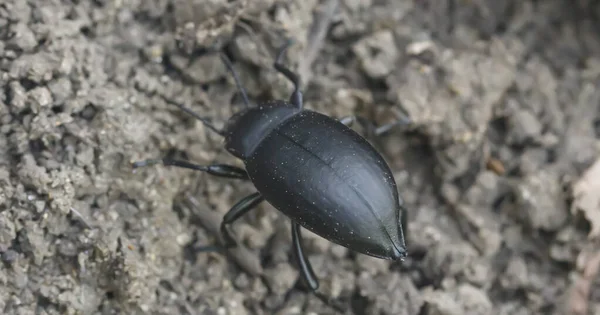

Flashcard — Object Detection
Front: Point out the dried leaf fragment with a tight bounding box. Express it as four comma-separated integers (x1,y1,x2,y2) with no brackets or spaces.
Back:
571,159,600,238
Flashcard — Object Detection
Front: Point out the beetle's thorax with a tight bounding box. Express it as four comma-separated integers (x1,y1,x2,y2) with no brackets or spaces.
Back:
224,100,301,160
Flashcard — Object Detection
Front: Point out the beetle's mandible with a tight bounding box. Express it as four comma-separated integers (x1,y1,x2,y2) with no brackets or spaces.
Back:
133,39,409,302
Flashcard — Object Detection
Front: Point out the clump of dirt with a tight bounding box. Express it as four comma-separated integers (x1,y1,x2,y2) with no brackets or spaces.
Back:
1,0,600,314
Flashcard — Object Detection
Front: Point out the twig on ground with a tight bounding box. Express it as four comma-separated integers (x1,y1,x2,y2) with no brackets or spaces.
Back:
568,249,600,315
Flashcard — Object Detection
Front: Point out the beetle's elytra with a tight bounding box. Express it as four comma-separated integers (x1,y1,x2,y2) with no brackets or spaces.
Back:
133,40,409,306
242,109,406,260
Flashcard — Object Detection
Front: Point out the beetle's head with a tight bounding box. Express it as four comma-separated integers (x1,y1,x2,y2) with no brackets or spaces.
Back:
223,101,300,160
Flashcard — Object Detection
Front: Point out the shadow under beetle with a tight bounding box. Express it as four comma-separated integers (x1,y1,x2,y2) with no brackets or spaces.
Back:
133,40,410,306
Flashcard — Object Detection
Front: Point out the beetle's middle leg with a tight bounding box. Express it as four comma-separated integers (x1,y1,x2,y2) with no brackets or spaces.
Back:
195,192,265,252
219,192,265,248
132,158,249,180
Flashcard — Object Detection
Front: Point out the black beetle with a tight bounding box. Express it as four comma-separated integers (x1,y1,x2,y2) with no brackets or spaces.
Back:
133,40,409,303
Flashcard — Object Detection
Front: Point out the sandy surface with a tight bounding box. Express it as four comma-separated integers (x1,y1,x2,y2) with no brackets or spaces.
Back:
1,0,600,314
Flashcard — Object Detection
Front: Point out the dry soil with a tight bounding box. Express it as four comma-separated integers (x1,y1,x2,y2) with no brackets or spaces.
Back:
1,1,600,315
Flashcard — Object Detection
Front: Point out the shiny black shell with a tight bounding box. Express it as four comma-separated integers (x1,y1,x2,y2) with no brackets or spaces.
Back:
224,102,406,260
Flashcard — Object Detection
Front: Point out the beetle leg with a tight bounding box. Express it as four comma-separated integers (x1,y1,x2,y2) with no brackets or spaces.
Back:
131,159,249,180
291,222,348,313
194,192,264,252
291,221,319,291
219,192,265,248
339,114,411,136
274,39,303,110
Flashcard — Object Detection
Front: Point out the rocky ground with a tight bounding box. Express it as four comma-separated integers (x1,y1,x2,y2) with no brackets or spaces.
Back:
1,0,600,314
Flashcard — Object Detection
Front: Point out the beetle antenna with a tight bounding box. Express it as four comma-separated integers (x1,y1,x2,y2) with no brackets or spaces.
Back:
160,95,225,136
219,53,251,108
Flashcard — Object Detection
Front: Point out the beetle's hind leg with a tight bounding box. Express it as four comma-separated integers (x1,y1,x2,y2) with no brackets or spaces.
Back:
274,39,303,110
290,222,347,313
131,158,249,180
292,222,319,290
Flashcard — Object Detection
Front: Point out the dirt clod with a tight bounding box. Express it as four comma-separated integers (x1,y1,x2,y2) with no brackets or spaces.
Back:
514,170,568,231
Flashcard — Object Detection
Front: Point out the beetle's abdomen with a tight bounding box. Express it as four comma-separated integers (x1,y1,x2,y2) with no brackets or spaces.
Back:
245,111,405,259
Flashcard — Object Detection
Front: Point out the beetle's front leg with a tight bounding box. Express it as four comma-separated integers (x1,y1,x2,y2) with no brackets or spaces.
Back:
274,39,303,109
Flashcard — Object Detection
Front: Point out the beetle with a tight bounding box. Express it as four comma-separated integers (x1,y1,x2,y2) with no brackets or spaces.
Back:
133,39,409,304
